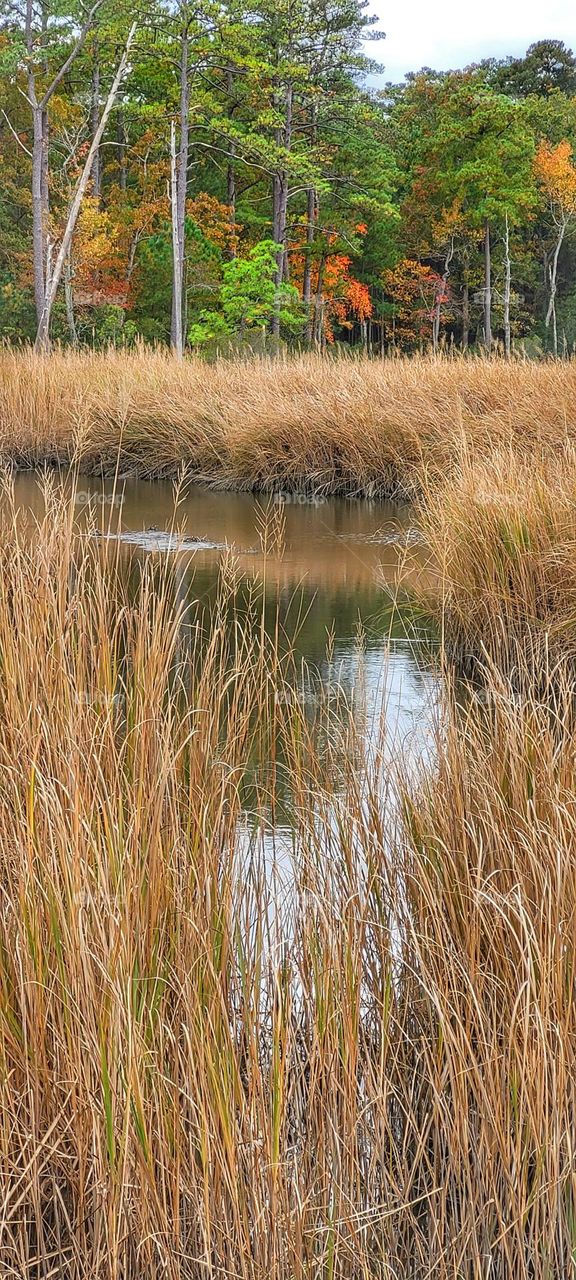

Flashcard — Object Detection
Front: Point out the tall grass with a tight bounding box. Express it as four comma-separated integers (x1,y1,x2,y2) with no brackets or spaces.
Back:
0,482,574,1276
419,449,576,674
1,348,576,494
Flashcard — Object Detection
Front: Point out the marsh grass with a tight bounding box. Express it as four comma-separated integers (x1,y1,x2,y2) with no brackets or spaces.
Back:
419,449,576,676
0,481,574,1276
1,349,576,495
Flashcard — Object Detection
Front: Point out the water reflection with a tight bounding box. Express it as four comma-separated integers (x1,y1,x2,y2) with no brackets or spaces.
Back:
9,473,440,847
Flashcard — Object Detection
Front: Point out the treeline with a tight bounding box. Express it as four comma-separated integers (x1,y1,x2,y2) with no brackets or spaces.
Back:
1,0,576,355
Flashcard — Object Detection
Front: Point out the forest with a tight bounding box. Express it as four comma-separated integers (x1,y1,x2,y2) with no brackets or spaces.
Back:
1,0,576,355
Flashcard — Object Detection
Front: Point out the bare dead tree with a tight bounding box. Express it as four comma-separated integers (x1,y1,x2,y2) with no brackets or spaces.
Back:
484,220,492,351
503,213,512,358
432,237,454,354
170,119,184,357
23,0,106,327
34,23,136,350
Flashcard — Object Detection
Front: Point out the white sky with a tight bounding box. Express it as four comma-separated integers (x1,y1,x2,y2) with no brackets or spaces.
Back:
366,0,576,84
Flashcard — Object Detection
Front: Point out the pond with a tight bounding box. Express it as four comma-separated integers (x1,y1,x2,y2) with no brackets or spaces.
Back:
10,474,440,852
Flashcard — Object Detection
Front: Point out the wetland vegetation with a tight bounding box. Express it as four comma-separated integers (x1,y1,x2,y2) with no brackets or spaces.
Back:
3,0,576,1265
0,368,574,1274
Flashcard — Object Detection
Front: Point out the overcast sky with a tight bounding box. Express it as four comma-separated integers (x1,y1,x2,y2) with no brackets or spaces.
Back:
366,0,576,84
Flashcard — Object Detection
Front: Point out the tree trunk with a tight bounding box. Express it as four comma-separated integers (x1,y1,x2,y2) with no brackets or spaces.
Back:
35,25,136,351
432,238,454,353
31,102,46,324
170,120,183,358
503,214,511,358
462,273,469,351
41,0,48,72
545,220,566,357
227,142,236,255
171,24,189,353
226,68,236,258
431,290,439,354
26,0,106,331
64,249,78,346
90,34,101,198
302,103,318,347
313,252,326,349
303,188,316,345
278,86,292,280
117,110,127,191
432,238,455,350
272,81,292,338
41,107,49,265
483,220,492,352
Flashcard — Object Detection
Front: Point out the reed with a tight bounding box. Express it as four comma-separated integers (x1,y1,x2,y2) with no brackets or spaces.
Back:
1,348,575,495
419,449,576,674
398,659,576,1278
0,482,574,1276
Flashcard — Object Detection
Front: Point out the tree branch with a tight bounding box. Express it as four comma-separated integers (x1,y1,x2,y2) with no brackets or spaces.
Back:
39,0,107,109
1,110,33,157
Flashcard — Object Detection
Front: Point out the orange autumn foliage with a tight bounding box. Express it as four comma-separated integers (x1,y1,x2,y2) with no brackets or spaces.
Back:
383,258,448,344
535,140,576,218
292,249,372,341
73,198,129,307
187,194,239,255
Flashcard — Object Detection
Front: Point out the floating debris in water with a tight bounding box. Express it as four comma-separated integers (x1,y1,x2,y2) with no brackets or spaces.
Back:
92,528,228,553
337,527,425,547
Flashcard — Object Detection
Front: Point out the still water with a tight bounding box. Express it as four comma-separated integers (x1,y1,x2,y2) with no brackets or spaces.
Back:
10,474,440,847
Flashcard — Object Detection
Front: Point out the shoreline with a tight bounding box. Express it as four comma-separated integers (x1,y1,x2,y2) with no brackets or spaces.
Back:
1,350,575,498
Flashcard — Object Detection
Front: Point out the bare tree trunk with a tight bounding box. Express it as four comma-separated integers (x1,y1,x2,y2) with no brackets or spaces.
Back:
313,252,326,349
29,97,51,322
226,68,236,258
170,120,183,357
503,214,511,358
90,33,101,198
227,142,236,254
303,187,316,345
26,0,105,330
278,85,292,281
171,24,189,352
462,272,469,351
34,25,136,351
546,220,566,357
484,220,492,352
432,238,454,353
39,6,49,286
117,110,127,190
272,173,280,245
302,103,317,347
41,0,48,72
272,81,292,338
41,108,49,258
31,102,46,322
64,249,78,345
431,290,438,354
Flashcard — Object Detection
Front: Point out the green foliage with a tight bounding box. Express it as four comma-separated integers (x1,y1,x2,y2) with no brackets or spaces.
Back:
1,0,576,354
0,282,36,342
189,241,303,343
489,40,576,99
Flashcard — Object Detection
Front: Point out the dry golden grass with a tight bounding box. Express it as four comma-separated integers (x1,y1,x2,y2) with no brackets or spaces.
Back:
1,348,576,494
0,481,574,1276
419,449,576,673
400,661,576,1277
